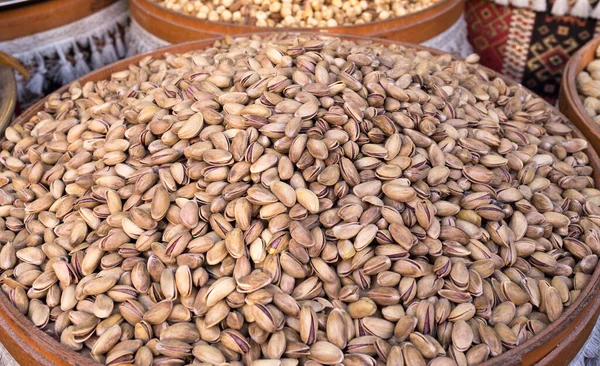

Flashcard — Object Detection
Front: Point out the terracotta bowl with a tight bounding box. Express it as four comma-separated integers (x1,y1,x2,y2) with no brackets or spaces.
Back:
130,0,464,44
0,0,119,41
559,36,600,158
3,34,600,366
0,64,17,134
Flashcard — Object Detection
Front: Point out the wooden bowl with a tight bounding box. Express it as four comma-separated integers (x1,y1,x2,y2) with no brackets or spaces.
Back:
560,36,600,158
0,0,119,41
0,65,17,135
2,34,600,366
130,0,464,44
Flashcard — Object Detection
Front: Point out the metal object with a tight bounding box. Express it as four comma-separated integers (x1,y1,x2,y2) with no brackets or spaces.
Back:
0,65,17,136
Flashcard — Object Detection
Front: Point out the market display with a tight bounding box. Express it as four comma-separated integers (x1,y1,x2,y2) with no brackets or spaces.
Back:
0,33,598,365
150,0,443,27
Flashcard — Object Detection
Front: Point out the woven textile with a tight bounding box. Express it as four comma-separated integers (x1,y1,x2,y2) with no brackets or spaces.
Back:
0,343,17,366
465,0,513,71
0,0,130,109
572,315,600,365
467,0,600,102
522,12,596,97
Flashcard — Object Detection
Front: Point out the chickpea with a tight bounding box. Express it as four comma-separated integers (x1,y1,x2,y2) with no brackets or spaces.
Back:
208,10,219,21
269,2,281,12
281,7,292,17
222,9,233,20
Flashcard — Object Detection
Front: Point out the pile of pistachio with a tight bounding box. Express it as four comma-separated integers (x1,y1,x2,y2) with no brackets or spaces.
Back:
0,34,598,366
151,0,442,27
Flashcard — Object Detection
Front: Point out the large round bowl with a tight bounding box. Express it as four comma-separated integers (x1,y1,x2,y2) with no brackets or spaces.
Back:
559,36,600,157
130,0,464,44
2,33,600,366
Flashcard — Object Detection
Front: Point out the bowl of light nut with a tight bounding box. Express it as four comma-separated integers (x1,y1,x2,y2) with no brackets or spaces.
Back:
1,33,600,366
129,0,464,45
560,36,600,157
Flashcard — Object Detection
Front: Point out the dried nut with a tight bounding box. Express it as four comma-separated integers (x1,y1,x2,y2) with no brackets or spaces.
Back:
192,344,225,364
347,298,377,318
91,325,122,355
452,320,473,352
221,329,251,353
308,341,344,364
0,34,596,366
299,305,318,345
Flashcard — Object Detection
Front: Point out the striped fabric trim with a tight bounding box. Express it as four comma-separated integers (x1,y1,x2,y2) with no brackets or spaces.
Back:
502,8,536,82
494,0,600,19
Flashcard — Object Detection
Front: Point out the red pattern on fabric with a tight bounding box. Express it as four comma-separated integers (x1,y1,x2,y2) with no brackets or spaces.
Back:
466,0,513,73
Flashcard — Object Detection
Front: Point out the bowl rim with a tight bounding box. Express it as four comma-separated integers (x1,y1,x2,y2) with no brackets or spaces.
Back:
560,36,600,146
4,32,600,366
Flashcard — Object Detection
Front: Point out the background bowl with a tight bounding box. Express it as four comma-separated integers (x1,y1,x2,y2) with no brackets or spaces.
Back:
2,33,600,366
559,36,600,157
129,0,464,44
0,0,119,41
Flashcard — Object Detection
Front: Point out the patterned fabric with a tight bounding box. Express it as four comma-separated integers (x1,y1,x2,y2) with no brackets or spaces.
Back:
503,8,535,82
0,1,130,110
572,314,600,365
465,0,512,72
466,0,600,102
523,12,597,98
